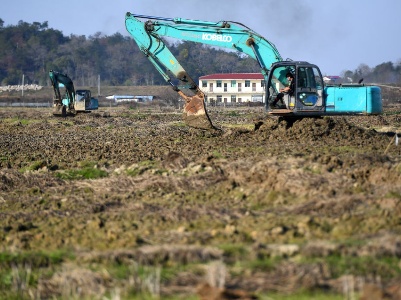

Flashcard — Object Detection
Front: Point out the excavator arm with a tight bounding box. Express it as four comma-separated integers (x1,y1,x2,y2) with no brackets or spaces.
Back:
125,12,283,129
49,70,76,116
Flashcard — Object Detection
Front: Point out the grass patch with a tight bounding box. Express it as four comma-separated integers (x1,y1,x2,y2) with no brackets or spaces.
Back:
55,162,108,180
126,160,162,177
96,261,203,299
0,250,72,300
219,244,249,263
303,165,321,174
2,118,34,125
384,190,401,199
261,290,344,300
169,121,187,127
83,125,94,131
384,110,401,116
19,160,46,172
105,261,200,282
128,113,149,120
211,150,224,159
227,111,240,117
247,256,283,271
223,123,254,130
302,255,401,279
0,250,69,269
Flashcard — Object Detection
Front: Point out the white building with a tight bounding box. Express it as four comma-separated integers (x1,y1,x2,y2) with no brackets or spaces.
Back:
199,73,266,104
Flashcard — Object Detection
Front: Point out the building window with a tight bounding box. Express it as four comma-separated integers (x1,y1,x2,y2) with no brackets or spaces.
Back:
231,95,237,103
238,98,242,103
217,95,222,103
209,83,213,92
202,81,207,87
252,82,256,91
231,80,236,87
216,80,222,88
261,80,265,88
238,82,242,92
245,80,250,87
224,83,227,92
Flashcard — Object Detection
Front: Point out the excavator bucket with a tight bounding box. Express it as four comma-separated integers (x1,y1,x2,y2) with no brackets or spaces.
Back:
52,103,65,116
177,90,216,130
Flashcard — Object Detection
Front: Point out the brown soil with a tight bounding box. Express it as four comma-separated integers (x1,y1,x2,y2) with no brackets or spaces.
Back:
1,104,401,299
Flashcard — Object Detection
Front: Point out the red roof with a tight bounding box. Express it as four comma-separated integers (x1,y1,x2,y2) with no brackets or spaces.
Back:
199,73,264,80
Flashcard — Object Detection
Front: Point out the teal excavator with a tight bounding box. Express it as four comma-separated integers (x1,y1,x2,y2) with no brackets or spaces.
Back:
49,70,98,116
125,13,382,130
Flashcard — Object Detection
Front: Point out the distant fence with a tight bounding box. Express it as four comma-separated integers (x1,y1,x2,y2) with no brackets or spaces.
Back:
0,84,48,107
206,101,264,108
0,94,53,107
0,101,51,107
0,84,43,92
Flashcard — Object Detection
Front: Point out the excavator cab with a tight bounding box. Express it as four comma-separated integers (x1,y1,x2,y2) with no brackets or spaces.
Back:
75,89,99,112
266,61,325,114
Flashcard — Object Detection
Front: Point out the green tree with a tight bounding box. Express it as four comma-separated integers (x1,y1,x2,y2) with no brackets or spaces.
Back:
1,19,400,87
372,62,397,83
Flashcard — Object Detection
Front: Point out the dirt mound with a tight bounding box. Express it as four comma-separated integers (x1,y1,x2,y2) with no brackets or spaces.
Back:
258,116,383,143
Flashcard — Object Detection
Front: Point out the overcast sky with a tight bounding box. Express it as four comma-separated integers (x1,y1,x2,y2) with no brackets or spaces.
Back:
2,0,401,76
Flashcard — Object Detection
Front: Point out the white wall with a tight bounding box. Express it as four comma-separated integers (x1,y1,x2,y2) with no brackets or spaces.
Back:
199,77,265,103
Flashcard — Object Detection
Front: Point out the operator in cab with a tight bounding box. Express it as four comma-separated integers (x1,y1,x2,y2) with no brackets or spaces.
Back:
270,72,294,109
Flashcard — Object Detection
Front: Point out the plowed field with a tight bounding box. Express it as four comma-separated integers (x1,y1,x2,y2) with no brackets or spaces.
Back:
1,104,401,299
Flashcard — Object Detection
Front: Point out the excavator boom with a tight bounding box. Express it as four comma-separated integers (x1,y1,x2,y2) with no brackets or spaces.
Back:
49,70,76,116
125,12,283,129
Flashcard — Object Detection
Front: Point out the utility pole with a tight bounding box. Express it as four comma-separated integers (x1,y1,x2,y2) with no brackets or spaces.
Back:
21,74,24,97
98,74,100,97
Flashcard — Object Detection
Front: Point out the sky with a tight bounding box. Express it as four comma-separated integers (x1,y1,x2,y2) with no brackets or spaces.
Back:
2,0,401,76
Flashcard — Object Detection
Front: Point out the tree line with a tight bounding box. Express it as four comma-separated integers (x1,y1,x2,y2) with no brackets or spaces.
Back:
0,19,400,87
341,62,401,84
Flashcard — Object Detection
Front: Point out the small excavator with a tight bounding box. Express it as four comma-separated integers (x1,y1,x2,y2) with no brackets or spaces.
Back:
125,12,382,130
49,70,98,116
